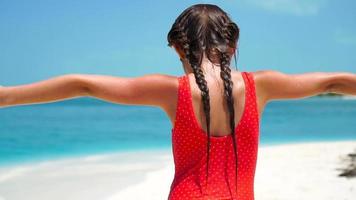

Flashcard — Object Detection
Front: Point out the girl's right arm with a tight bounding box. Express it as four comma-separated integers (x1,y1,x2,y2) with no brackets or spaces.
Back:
0,75,88,108
253,70,356,104
0,73,177,111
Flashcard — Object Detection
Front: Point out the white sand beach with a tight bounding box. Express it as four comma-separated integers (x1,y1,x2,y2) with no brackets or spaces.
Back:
0,141,355,200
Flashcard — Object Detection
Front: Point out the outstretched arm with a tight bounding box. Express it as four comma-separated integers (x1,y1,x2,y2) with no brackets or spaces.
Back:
0,75,87,107
0,74,177,109
253,70,356,104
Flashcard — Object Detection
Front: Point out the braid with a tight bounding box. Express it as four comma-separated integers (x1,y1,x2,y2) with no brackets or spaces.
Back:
190,60,211,189
220,51,238,192
219,19,240,192
178,28,212,188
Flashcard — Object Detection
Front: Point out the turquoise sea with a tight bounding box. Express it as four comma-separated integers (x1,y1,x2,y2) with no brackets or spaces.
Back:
0,96,355,167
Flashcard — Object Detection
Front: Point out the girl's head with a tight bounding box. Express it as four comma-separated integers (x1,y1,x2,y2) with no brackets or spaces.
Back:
167,4,240,191
167,3,240,73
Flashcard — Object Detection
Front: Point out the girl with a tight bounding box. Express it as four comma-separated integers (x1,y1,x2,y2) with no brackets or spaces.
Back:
0,3,355,200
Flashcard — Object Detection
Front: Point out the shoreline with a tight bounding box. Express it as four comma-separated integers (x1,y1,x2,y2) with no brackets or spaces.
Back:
0,146,171,169
1,138,354,168
0,140,355,200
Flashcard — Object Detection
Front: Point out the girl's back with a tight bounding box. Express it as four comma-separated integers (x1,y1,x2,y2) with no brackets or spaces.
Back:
169,70,259,200
184,70,261,137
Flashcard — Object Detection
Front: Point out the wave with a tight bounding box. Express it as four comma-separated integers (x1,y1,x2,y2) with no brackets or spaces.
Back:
341,95,356,100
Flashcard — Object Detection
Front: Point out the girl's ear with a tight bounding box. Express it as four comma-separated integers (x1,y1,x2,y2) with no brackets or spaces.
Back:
229,46,237,60
230,46,237,55
172,44,186,60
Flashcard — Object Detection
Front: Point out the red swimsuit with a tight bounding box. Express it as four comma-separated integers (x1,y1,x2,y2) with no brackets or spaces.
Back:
168,71,260,200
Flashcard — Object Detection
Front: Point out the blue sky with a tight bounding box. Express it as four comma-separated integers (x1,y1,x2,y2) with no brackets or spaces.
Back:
1,0,355,85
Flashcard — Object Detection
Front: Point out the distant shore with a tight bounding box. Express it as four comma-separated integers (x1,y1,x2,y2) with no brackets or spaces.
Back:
317,92,343,97
316,92,356,98
0,140,355,200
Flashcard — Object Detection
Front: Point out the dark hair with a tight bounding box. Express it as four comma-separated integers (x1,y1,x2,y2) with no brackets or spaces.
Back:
167,4,240,191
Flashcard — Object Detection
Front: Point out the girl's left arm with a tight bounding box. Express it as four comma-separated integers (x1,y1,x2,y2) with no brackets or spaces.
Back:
0,74,177,109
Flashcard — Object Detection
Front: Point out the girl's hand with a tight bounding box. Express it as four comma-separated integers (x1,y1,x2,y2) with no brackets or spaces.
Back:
0,84,5,107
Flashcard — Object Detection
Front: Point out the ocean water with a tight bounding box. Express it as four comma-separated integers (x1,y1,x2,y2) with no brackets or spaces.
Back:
0,96,355,167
